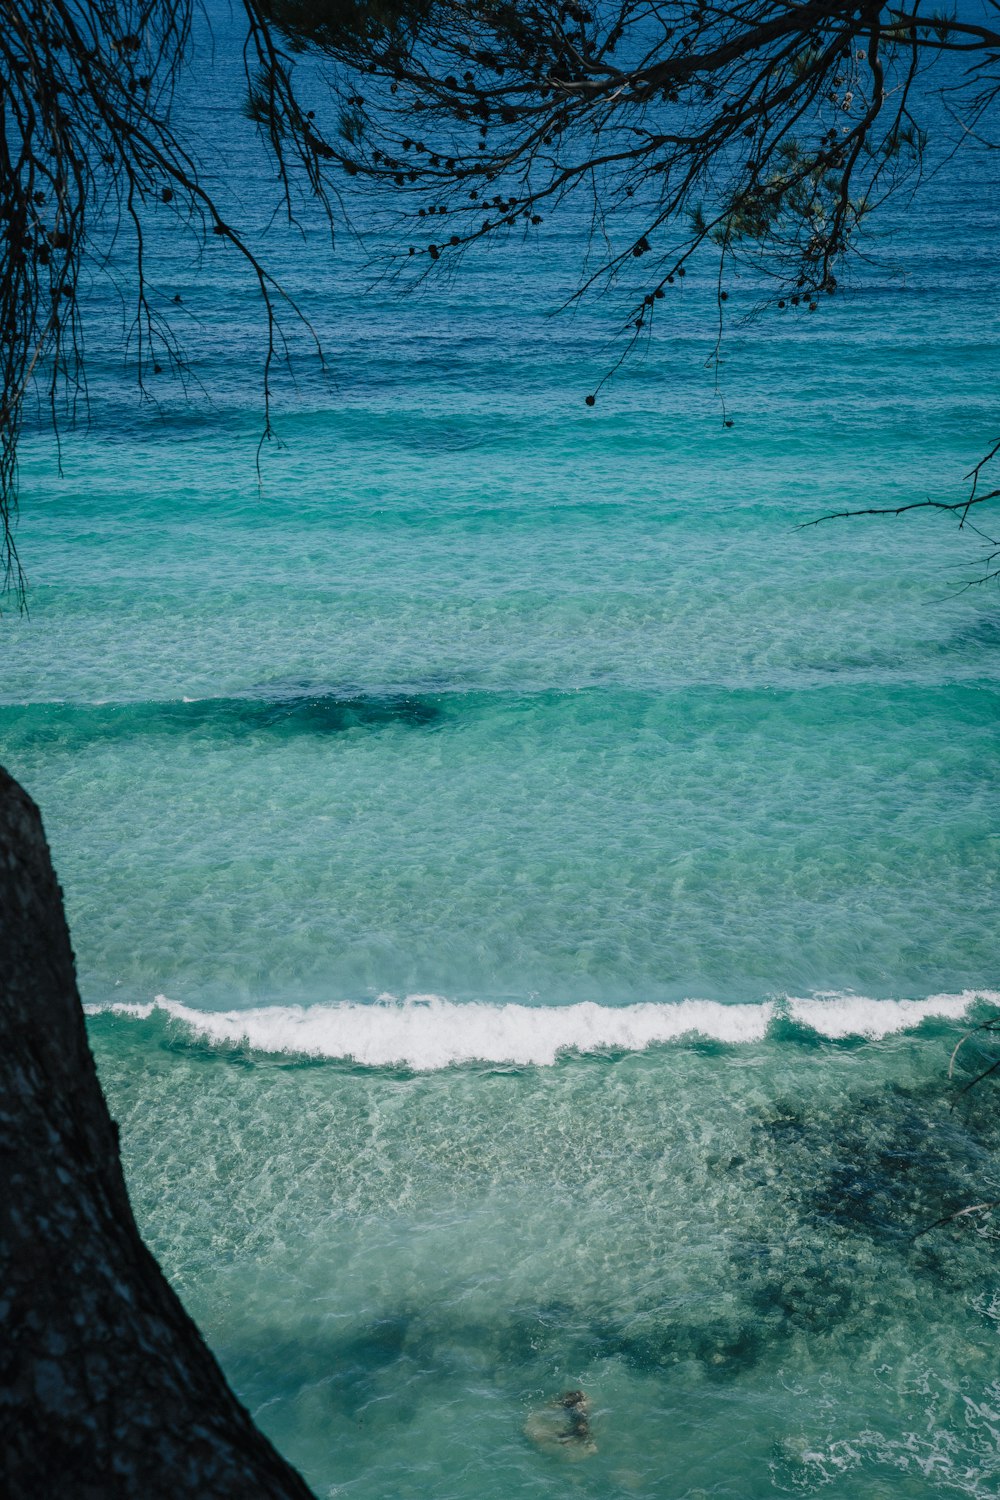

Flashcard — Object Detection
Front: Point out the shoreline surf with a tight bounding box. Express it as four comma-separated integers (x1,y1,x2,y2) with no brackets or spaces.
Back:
84,988,1000,1070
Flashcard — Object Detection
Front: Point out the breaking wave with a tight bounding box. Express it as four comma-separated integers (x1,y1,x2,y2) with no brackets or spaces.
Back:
84,989,1000,1070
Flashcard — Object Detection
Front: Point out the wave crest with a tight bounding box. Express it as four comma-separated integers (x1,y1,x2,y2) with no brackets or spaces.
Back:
84,989,1000,1070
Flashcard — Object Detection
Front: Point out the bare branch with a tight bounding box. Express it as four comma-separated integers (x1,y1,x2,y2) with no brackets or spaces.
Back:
914,1199,1000,1240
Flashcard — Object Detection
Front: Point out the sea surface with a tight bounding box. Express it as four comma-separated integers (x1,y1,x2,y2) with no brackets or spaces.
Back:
3,10,1000,1496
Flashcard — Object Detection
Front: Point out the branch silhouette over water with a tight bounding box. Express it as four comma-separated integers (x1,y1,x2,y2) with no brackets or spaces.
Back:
5,1,1000,604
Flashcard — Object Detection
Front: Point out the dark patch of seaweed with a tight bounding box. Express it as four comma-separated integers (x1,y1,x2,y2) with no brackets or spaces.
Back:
1,690,446,749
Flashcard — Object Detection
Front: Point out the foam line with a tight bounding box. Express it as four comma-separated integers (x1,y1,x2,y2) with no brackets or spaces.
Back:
786,991,993,1039
84,989,1000,1070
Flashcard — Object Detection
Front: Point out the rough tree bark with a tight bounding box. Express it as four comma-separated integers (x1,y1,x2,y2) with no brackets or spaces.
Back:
0,765,315,1499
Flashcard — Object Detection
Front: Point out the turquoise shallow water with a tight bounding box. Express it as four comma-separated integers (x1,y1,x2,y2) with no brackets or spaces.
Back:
3,12,1000,1494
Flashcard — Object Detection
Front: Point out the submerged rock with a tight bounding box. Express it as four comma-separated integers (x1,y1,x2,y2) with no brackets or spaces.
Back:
0,767,314,1498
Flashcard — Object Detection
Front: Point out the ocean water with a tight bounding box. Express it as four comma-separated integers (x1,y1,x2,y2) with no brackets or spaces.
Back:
3,11,1000,1495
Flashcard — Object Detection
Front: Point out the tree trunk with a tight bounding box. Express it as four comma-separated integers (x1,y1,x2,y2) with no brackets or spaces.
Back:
0,766,315,1499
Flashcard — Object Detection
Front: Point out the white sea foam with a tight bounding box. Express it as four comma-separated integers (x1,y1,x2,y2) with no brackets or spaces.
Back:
786,990,998,1039
84,989,1000,1069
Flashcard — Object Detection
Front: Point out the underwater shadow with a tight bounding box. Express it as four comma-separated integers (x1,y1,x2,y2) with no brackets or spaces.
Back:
4,689,448,750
